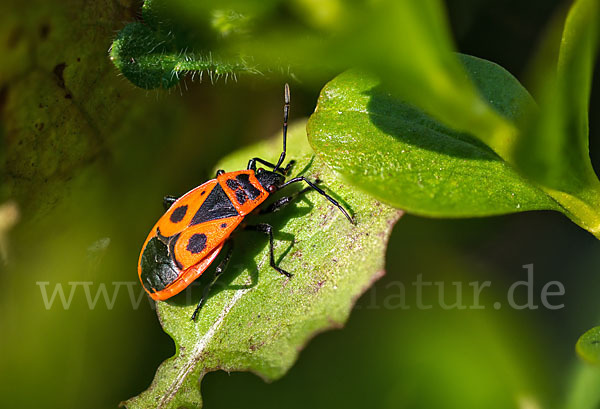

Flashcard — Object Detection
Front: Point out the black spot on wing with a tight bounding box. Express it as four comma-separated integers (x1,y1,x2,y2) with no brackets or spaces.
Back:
190,184,238,225
226,178,241,190
140,236,180,293
236,173,261,200
235,189,248,205
170,205,188,223
187,233,207,254
220,223,227,228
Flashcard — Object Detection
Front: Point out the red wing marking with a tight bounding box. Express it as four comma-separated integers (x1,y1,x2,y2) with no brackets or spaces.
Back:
155,179,218,238
172,216,243,271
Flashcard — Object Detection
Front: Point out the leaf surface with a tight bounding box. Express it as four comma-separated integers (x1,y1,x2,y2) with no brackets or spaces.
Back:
307,56,561,217
125,121,401,409
577,326,600,365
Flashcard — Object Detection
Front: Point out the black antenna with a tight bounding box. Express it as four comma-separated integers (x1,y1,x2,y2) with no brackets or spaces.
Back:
273,83,290,172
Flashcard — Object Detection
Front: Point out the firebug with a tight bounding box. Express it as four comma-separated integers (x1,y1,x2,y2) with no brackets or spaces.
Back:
138,84,354,320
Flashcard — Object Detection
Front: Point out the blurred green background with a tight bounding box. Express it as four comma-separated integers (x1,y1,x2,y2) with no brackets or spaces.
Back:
1,0,599,408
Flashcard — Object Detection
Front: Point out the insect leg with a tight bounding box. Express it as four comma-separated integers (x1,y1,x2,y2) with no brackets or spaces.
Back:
259,186,313,214
245,223,292,278
191,241,235,321
282,159,296,175
279,177,354,224
163,195,179,211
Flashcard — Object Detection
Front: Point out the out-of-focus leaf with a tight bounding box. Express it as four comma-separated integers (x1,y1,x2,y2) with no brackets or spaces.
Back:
0,200,19,264
565,363,600,409
511,0,600,236
335,1,517,159
0,0,182,220
307,56,560,217
125,121,401,409
113,0,516,162
572,329,600,409
576,326,600,365
515,0,600,193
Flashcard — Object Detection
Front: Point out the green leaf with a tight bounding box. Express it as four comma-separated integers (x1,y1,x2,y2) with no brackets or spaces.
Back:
509,0,600,237
515,0,600,192
565,327,600,409
125,121,401,409
173,0,517,157
577,326,600,365
307,56,561,218
564,363,600,409
344,1,518,160
110,0,518,160
568,327,600,409
109,0,258,90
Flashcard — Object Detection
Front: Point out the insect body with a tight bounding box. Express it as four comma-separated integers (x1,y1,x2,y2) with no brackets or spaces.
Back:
138,85,353,320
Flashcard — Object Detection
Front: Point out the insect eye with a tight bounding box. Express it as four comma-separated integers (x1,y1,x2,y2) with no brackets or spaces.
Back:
268,185,277,193
257,168,264,173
